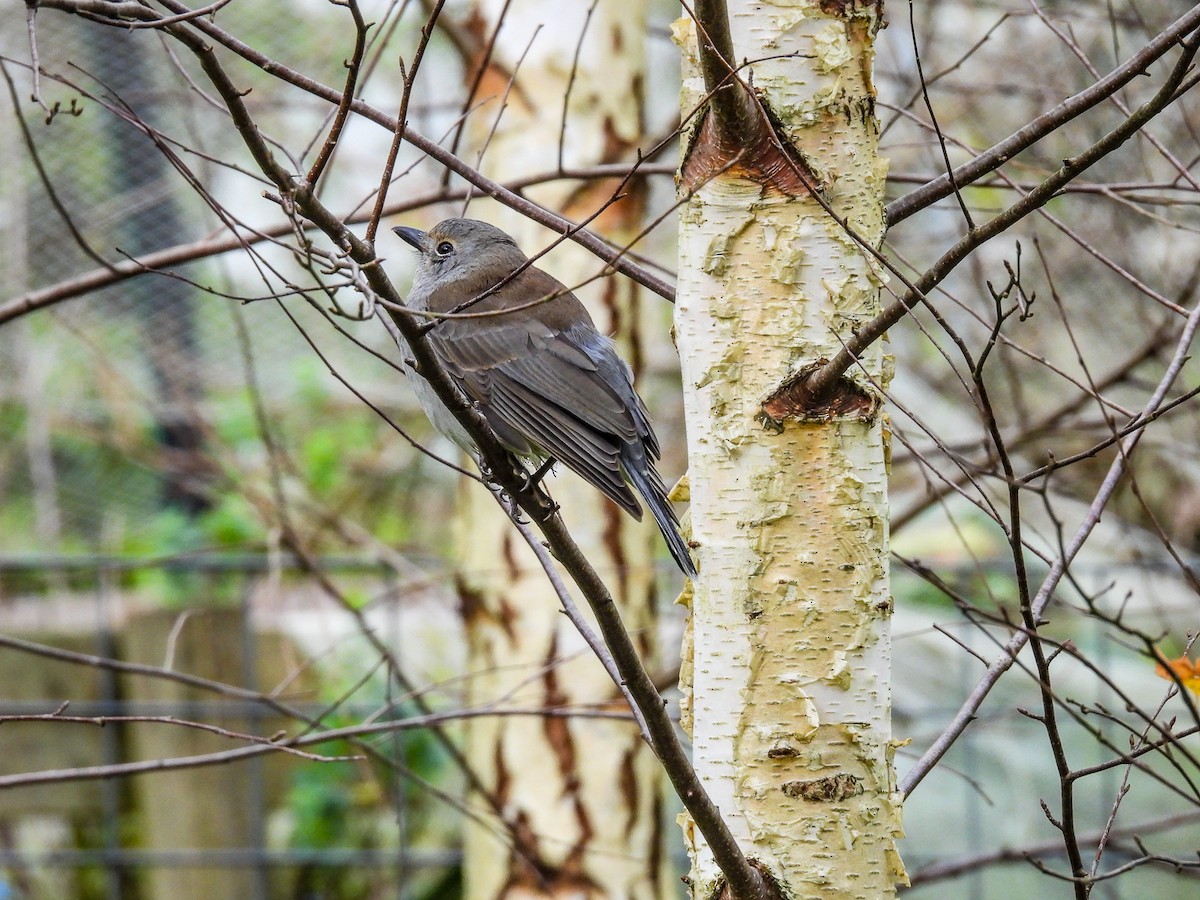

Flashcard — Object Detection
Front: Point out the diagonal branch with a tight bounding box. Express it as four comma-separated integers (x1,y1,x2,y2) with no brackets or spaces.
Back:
808,34,1200,399
102,0,679,301
886,5,1200,225
77,11,772,898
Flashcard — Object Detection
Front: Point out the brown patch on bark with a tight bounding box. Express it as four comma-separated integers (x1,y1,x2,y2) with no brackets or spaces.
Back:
782,773,864,802
455,575,485,625
459,574,518,644
561,117,647,230
757,361,879,429
626,288,645,378
461,10,532,113
619,742,639,834
647,787,664,892
541,633,577,786
558,802,596,890
499,806,602,897
472,61,531,112
560,174,646,235
680,101,818,197
601,497,629,601
501,865,601,898
460,9,489,45
495,595,520,645
502,531,521,581
634,624,654,661
600,273,622,335
493,737,511,806
819,0,885,20
520,636,601,896
502,810,547,893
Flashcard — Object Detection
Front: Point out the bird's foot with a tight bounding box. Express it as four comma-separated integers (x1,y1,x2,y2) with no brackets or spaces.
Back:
517,460,559,521
498,489,528,523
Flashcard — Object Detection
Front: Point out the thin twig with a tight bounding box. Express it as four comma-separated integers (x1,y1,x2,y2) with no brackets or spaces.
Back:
902,283,1200,795
305,0,370,188
365,0,446,244
886,5,1200,224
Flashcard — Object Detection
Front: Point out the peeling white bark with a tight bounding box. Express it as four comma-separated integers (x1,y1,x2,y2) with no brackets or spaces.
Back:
675,2,905,895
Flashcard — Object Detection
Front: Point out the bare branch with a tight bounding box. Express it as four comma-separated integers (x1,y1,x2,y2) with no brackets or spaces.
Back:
812,34,1200,398
886,5,1200,224
305,0,370,189
902,287,1200,796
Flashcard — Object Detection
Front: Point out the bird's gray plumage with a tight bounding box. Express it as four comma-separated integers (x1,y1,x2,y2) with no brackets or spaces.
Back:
393,218,696,578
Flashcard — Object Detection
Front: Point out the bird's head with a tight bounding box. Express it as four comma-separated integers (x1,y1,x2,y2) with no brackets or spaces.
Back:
393,218,526,292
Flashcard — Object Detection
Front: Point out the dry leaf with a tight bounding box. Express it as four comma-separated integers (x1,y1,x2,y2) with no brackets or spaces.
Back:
1154,651,1200,696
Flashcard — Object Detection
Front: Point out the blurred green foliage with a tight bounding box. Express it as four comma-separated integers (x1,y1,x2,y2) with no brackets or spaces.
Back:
280,694,461,899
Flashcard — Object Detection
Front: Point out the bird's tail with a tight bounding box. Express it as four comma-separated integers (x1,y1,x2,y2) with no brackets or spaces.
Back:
623,449,697,579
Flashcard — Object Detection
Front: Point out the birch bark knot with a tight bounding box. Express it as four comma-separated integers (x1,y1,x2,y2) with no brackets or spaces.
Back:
679,96,822,198
681,0,822,197
758,360,880,430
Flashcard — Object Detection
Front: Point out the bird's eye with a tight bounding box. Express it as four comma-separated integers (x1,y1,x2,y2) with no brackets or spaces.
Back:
435,241,454,256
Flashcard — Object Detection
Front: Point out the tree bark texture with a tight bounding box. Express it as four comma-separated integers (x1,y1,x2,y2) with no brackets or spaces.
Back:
674,1,906,896
454,1,670,896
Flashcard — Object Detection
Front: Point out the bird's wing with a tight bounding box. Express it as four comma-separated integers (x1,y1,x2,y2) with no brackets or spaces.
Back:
426,269,646,517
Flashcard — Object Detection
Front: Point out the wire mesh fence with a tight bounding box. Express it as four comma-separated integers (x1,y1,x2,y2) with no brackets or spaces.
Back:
0,553,465,900
3,551,1198,899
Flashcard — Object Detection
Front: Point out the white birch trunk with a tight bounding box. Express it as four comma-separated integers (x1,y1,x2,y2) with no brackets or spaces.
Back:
453,2,671,895
674,2,906,895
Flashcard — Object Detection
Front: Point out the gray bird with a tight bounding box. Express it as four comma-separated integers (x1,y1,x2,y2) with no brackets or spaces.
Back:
392,218,696,578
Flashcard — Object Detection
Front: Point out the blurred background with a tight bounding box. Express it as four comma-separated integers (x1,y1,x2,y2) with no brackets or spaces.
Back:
2,1,1200,897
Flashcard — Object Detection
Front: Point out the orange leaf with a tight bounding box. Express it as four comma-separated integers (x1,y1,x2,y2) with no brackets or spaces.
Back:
1154,652,1200,696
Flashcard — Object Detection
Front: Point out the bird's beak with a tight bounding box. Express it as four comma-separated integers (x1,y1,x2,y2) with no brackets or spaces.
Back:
392,225,432,255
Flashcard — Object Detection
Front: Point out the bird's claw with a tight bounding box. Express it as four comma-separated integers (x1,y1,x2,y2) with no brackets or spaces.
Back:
511,458,555,495
496,488,529,523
